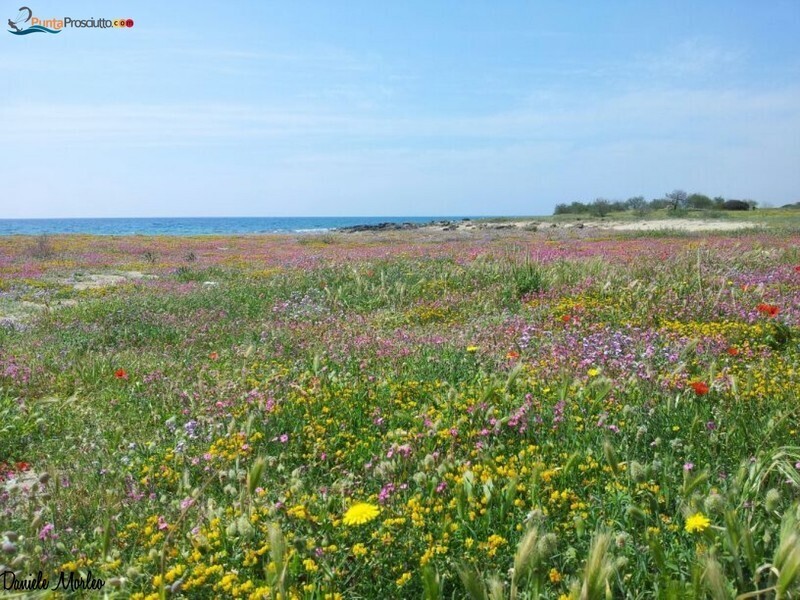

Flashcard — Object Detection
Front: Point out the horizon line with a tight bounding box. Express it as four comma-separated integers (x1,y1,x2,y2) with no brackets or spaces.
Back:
0,214,538,221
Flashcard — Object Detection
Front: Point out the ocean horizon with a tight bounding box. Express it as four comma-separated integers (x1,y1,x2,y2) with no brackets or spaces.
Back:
0,216,478,236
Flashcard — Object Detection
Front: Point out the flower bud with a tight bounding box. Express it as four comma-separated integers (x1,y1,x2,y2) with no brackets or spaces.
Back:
537,532,557,557
704,492,725,515
765,489,781,512
626,506,647,525
629,461,646,484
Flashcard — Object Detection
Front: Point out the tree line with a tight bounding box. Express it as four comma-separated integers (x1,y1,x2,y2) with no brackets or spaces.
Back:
553,191,758,216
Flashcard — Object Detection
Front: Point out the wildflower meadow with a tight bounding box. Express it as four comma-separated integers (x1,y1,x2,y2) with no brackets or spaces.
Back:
1,229,799,599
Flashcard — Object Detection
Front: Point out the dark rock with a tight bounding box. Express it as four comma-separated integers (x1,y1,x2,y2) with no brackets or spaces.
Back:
337,221,424,233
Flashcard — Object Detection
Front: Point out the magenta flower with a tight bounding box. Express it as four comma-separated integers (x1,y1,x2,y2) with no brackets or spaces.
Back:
38,523,56,541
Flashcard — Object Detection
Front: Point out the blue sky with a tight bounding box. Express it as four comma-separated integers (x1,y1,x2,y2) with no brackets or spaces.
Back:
1,1,799,218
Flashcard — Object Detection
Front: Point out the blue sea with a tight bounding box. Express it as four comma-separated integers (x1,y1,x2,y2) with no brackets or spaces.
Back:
0,216,473,236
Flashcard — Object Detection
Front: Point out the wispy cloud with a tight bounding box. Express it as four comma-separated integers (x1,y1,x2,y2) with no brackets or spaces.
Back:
3,83,798,147
640,38,743,78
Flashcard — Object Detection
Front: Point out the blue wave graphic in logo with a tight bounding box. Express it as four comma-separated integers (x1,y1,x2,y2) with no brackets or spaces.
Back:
9,25,60,34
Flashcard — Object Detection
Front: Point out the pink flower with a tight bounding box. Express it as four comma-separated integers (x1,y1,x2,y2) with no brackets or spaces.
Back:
38,523,56,541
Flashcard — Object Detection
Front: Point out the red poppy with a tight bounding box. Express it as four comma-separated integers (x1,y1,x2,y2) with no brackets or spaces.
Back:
16,461,30,471
561,314,572,323
506,350,520,360
209,352,219,360
726,347,739,356
114,368,128,380
756,303,779,317
794,266,800,273
689,381,709,396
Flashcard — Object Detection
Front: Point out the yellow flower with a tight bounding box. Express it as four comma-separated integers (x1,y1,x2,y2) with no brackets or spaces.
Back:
549,568,562,583
685,513,711,533
466,345,479,353
351,543,368,557
396,572,412,586
587,368,600,377
342,502,380,526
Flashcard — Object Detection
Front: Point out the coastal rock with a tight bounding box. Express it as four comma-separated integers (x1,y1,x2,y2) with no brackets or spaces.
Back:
337,222,422,233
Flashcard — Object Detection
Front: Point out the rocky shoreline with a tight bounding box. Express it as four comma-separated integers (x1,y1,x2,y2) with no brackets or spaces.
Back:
335,219,471,233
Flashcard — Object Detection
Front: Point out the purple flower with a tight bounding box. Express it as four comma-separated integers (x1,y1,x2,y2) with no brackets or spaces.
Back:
378,483,396,504
683,462,694,472
184,420,198,438
38,523,56,541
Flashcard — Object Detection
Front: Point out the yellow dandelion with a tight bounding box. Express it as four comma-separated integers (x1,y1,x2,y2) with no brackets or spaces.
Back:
342,502,380,526
685,513,711,533
466,345,479,353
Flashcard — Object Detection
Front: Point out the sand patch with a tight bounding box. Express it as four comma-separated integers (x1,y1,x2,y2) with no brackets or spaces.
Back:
414,218,761,233
67,271,155,290
606,219,760,232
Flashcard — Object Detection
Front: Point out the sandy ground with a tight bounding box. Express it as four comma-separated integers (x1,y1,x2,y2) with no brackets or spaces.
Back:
596,219,759,232
414,218,761,233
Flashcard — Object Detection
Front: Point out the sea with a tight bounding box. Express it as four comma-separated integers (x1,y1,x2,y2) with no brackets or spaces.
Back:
0,216,473,236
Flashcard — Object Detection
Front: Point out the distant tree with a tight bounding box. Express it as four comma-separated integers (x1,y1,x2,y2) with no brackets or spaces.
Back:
713,196,725,208
592,198,612,217
649,198,669,210
609,201,627,213
722,200,750,211
745,199,758,210
687,193,713,209
665,190,688,211
625,196,647,211
553,201,594,215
